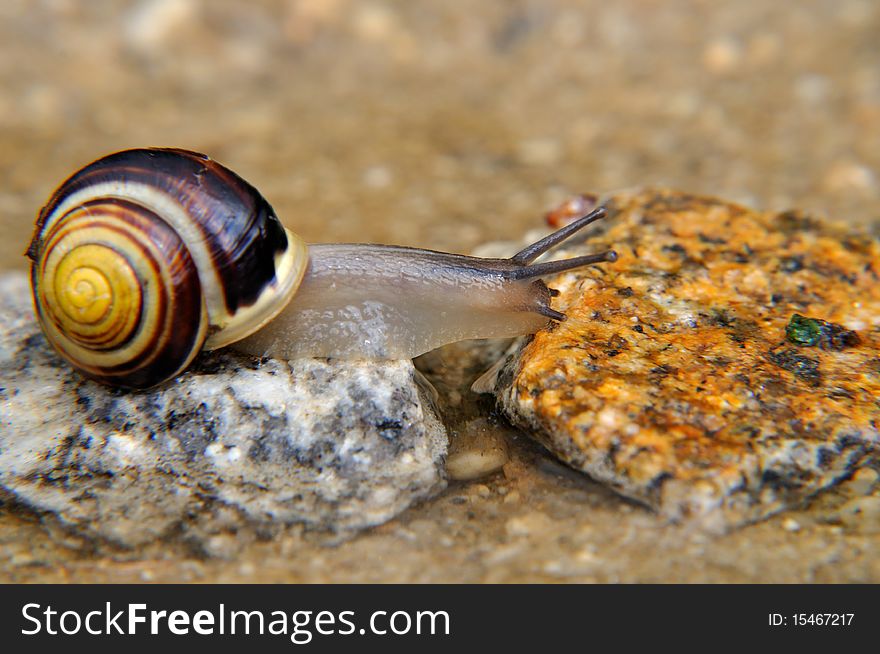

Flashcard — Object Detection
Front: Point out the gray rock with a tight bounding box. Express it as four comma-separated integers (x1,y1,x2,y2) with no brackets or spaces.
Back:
0,272,447,550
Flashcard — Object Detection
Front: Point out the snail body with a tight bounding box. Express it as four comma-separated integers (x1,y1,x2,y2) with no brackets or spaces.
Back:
239,244,556,360
27,148,616,389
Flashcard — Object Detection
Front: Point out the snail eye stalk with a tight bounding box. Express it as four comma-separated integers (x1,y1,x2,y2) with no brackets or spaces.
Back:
508,207,617,280
510,207,609,265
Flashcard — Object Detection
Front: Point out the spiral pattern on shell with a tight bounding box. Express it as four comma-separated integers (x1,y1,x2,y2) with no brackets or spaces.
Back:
27,148,308,388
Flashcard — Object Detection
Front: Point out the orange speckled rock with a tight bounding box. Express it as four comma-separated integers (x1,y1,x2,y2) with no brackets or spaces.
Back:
486,189,880,528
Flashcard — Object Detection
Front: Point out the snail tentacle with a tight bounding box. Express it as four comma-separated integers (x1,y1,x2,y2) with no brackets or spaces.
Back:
508,250,618,280
510,206,607,264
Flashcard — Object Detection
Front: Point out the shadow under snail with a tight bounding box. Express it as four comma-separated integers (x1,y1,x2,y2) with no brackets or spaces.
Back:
26,148,617,389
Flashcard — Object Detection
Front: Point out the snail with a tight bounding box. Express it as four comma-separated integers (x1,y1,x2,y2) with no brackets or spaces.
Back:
26,148,616,389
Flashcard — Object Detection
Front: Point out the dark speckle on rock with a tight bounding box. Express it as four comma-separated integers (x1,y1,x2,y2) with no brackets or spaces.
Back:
768,348,822,386
817,448,835,468
662,243,688,257
775,210,822,234
779,255,805,273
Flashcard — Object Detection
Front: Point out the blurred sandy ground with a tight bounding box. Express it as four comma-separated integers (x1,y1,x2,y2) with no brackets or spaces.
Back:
2,0,880,584
1,0,878,271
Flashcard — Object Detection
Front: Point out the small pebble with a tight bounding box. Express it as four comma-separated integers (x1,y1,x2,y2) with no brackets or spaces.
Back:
204,534,242,559
446,418,510,481
822,160,877,193
447,448,508,480
702,37,742,74
782,518,801,532
10,553,36,566
353,4,399,42
470,483,492,499
125,0,196,52
362,165,393,189
505,512,553,537
483,544,525,566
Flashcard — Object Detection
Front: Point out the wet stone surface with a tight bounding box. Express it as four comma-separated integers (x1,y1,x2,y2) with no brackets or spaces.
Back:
485,189,880,530
0,273,447,553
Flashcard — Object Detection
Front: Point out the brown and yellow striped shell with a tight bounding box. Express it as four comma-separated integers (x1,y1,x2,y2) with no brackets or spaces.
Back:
26,148,308,389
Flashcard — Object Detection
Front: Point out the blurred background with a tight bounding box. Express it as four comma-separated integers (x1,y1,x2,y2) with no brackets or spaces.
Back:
1,0,878,271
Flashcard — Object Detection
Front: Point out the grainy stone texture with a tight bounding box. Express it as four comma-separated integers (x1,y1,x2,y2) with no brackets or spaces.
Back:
0,273,447,552
485,189,880,530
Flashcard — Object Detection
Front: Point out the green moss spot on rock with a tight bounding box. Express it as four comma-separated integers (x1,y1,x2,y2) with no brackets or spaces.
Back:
785,314,860,350
786,314,821,346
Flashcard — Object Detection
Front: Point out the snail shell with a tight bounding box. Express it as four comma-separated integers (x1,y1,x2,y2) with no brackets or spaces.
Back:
27,148,307,388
